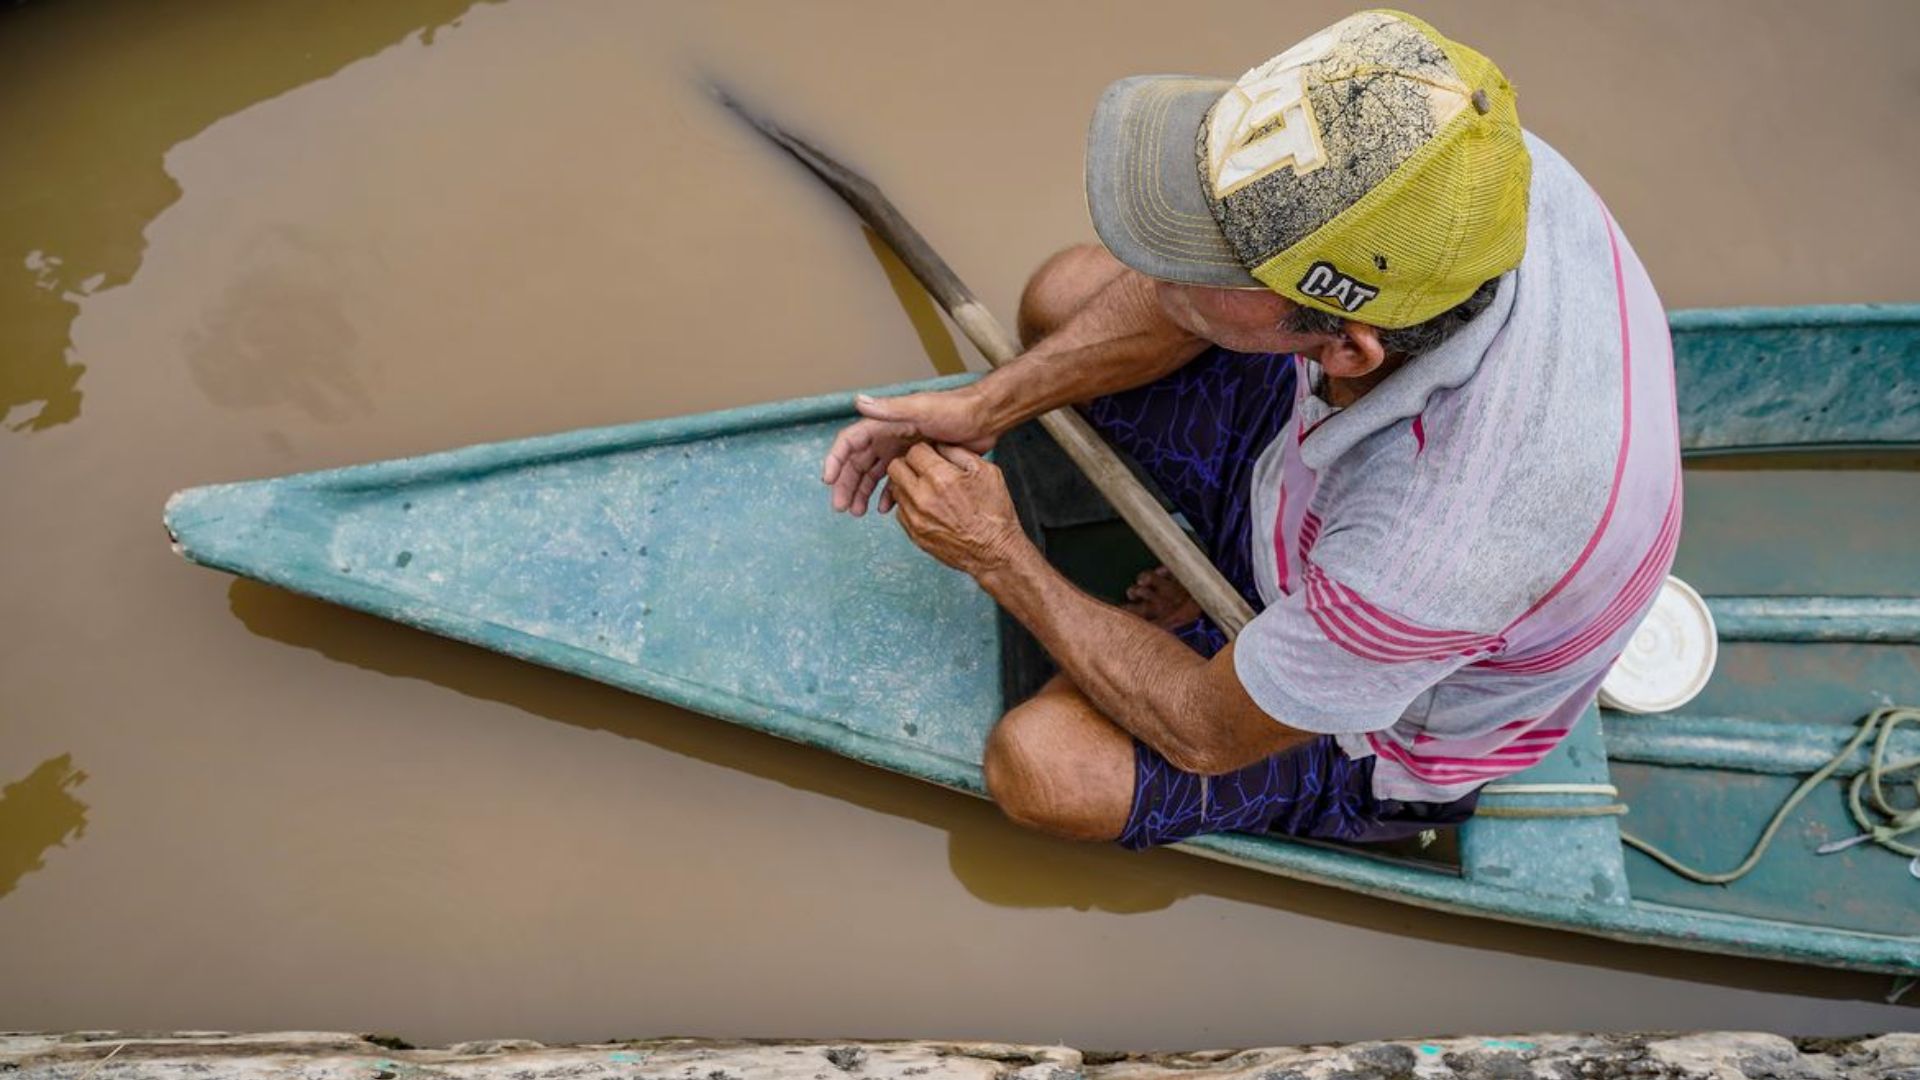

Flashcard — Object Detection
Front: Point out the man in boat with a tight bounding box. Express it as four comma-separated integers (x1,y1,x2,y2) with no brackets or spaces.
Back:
822,10,1681,849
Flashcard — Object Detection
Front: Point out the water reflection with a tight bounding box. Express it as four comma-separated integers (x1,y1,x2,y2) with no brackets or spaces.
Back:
0,0,490,433
862,228,969,378
225,579,1908,1009
944,820,1184,914
183,226,374,422
3,258,87,431
0,754,90,900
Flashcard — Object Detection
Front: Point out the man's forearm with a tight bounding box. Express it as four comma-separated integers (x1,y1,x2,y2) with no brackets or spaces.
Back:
971,270,1208,434
980,541,1219,769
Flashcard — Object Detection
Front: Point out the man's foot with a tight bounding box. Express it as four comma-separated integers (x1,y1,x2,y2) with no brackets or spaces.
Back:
1123,566,1203,629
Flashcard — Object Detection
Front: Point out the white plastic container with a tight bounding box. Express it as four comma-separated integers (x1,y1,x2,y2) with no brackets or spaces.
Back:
1597,576,1718,714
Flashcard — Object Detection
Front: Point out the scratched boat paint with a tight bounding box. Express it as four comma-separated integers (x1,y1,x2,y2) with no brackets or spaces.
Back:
5,0,1920,1046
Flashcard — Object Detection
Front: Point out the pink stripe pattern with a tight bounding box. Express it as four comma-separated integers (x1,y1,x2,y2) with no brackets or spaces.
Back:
1496,204,1635,637
1474,470,1681,675
1304,563,1506,664
1368,719,1572,783
1272,485,1290,595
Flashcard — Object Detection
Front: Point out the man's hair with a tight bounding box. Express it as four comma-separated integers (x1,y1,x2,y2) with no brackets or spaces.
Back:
1282,276,1502,358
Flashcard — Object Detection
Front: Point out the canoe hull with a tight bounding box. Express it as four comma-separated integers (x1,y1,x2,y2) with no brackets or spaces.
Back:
167,375,1001,795
165,306,1920,976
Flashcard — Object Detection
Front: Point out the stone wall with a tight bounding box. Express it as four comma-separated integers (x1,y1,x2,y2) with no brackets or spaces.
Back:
4,1031,1917,1080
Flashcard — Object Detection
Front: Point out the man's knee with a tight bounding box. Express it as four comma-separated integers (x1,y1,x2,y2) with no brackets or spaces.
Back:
1017,243,1128,347
982,694,1135,841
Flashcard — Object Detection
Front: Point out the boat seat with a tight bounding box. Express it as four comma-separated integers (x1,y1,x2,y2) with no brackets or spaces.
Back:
1458,703,1632,906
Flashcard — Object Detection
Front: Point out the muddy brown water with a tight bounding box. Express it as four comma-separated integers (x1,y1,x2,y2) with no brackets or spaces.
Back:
4,0,1919,1047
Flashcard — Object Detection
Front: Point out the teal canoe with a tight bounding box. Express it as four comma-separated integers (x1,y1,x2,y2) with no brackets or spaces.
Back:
165,303,1920,976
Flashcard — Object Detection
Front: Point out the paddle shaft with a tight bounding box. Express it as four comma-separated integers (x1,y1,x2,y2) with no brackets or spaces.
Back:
717,86,1256,637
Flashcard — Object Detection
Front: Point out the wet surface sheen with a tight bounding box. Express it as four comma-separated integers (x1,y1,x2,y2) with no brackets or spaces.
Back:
4,0,1920,1047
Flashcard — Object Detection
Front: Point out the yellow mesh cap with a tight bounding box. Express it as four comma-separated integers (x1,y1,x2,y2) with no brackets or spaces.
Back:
1195,10,1529,329
1085,10,1531,324
1242,15,1529,327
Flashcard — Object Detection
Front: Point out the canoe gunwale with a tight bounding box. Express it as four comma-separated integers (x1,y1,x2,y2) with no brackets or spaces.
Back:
1668,302,1920,332
1604,713,1920,777
1671,303,1920,456
1178,833,1920,977
1679,441,1920,459
1704,596,1920,644
220,373,985,498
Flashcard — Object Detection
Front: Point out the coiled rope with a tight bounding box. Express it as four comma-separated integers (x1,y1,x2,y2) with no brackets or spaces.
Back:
1621,706,1919,885
1480,707,1920,886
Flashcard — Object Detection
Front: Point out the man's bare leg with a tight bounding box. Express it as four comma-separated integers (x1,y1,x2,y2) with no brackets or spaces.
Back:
979,563,1209,840
982,672,1138,841
1017,243,1128,348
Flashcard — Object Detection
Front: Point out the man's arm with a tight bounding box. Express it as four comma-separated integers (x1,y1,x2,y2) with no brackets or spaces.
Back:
968,269,1209,431
884,444,1310,775
982,540,1308,775
823,268,1207,515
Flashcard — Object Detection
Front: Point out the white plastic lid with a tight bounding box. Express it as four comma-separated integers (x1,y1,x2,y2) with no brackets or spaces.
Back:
1598,576,1718,714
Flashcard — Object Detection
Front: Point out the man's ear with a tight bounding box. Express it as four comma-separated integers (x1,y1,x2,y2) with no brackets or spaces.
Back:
1320,319,1388,378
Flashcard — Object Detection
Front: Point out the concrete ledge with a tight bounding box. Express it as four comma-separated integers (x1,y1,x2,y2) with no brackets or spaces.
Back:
3,1031,1918,1080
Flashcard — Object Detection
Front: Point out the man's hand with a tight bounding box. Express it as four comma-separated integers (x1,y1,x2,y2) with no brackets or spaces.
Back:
822,388,996,516
883,444,1028,578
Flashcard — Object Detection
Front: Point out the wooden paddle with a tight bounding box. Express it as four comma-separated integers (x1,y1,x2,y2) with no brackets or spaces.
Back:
714,84,1256,638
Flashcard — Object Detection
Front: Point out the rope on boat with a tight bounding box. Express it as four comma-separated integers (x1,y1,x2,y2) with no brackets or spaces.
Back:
1617,706,1920,886
1472,708,1920,885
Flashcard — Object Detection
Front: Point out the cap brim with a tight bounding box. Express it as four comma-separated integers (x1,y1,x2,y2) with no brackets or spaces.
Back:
1086,75,1260,288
